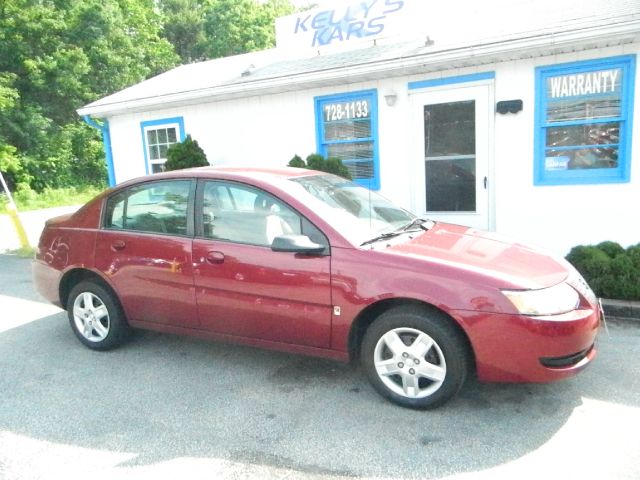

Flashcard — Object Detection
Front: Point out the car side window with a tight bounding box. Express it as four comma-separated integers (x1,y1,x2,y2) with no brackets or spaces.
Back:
202,181,305,246
105,180,192,236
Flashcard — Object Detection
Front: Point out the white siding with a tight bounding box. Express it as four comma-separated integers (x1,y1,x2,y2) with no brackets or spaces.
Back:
106,43,639,255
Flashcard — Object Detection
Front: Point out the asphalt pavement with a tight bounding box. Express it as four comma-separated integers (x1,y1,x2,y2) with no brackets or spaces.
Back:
0,254,639,479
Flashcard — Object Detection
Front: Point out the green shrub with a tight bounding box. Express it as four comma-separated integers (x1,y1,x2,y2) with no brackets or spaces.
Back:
164,135,209,171
287,153,352,180
288,154,305,168
566,242,640,300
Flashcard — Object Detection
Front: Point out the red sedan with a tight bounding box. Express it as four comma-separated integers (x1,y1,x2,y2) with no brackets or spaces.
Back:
33,167,601,408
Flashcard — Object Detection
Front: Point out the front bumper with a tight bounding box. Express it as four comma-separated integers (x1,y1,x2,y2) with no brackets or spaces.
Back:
452,306,601,383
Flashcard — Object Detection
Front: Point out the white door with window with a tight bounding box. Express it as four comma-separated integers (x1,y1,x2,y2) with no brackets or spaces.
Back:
410,84,493,230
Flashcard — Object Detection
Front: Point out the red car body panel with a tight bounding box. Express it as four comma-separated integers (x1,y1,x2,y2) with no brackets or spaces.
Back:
94,230,198,328
32,167,601,384
192,238,332,347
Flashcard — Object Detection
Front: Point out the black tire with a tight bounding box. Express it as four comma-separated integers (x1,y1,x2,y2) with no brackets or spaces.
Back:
67,280,130,351
360,305,469,409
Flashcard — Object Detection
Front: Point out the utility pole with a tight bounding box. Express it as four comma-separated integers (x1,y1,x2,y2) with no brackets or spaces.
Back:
0,172,30,249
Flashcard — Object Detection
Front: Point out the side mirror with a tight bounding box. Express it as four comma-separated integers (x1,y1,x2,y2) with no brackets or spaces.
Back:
271,235,326,255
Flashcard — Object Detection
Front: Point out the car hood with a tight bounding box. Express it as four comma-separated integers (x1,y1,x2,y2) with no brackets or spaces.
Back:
385,223,569,290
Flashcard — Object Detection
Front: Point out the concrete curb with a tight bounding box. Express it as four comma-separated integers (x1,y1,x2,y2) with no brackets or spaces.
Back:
601,299,640,323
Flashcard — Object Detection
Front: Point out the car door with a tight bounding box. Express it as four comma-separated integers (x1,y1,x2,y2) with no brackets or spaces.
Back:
192,179,332,348
94,179,198,328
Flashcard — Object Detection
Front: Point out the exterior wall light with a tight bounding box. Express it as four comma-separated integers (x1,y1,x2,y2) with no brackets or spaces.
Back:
384,90,398,106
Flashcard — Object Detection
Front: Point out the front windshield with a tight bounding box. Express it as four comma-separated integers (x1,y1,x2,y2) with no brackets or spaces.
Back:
286,174,415,246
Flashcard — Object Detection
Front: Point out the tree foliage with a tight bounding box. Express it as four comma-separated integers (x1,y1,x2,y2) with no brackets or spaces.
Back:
0,0,299,193
0,0,178,191
202,0,294,59
159,0,209,63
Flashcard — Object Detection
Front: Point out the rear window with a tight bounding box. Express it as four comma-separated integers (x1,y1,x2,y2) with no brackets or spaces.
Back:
104,180,192,236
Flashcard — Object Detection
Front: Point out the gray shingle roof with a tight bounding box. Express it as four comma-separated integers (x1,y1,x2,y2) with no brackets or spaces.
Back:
79,0,640,116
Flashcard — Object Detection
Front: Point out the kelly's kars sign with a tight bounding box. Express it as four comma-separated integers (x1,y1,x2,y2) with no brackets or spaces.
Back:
276,0,409,49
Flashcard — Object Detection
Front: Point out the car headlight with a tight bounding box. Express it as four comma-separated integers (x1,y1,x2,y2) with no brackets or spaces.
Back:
502,282,580,316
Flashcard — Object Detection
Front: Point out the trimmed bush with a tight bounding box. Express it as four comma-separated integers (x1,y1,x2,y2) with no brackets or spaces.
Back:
164,135,209,171
287,153,352,180
566,242,640,300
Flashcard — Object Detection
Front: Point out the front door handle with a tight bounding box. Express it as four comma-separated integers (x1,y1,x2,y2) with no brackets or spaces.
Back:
205,251,225,264
111,240,126,251
483,176,488,189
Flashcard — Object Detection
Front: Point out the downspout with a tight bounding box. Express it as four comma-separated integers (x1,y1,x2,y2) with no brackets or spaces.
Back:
83,115,116,187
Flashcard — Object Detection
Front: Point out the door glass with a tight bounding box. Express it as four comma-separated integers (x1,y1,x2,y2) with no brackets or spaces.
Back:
104,180,191,235
202,182,302,246
424,101,476,212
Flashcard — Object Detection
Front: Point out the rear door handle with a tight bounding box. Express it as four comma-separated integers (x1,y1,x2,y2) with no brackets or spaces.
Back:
111,240,126,251
205,251,225,264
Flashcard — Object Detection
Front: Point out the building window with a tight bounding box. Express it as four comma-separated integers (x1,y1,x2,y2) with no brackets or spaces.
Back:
534,55,636,185
315,89,380,189
140,117,185,174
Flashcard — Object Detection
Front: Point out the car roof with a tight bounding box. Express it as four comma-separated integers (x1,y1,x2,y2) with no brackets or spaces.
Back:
137,165,317,184
109,166,321,191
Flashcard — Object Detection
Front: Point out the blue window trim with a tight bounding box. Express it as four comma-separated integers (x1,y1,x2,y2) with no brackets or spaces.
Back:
408,72,495,90
534,55,636,186
140,116,186,175
314,89,380,190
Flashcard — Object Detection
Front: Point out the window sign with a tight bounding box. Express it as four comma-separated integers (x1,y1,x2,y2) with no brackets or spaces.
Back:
315,90,380,189
534,56,635,185
140,117,186,175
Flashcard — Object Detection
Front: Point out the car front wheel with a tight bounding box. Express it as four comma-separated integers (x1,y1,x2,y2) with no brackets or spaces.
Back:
361,306,469,409
67,281,130,351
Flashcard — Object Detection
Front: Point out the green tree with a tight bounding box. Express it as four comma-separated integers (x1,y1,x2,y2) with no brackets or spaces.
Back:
0,0,178,191
202,0,294,59
159,0,209,64
164,135,209,171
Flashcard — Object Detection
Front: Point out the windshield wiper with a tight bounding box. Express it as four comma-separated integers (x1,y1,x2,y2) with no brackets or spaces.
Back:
360,231,405,247
398,218,432,232
360,219,433,247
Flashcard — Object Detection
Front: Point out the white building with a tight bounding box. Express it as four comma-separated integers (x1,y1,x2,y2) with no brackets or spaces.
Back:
78,0,640,255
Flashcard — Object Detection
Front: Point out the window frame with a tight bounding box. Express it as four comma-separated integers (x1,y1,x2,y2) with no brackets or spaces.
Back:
534,55,636,186
102,179,196,237
140,117,186,175
314,89,380,190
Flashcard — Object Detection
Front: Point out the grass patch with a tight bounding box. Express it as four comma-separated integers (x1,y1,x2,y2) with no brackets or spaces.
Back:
0,186,103,214
6,246,37,258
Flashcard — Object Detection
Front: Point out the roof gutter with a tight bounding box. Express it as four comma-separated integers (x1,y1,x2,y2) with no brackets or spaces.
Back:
83,116,116,187
78,20,640,118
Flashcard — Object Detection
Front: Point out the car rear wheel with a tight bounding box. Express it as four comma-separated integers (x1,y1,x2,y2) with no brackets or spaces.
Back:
67,281,130,351
361,305,469,409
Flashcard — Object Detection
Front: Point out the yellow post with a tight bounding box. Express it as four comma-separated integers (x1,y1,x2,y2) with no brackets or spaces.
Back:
0,172,30,249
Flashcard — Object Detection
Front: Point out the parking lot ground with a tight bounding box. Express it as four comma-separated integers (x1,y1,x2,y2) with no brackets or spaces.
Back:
1,254,639,479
